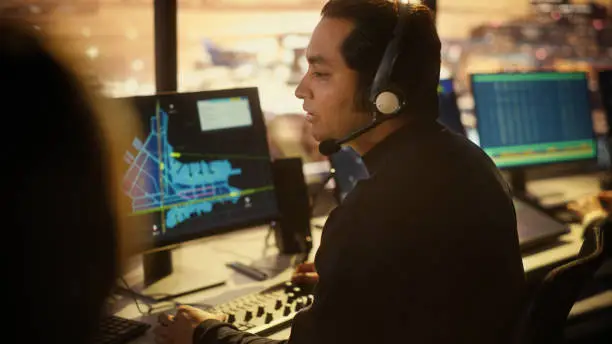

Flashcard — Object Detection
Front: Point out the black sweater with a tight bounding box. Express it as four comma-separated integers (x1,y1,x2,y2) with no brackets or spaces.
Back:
195,120,526,344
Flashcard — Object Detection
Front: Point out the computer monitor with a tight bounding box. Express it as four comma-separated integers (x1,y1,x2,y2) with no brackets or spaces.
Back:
472,71,596,167
329,146,369,203
438,78,466,136
120,87,279,299
471,71,596,199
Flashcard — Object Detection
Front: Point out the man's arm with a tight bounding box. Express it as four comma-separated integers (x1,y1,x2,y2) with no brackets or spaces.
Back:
153,301,289,344
568,195,608,234
581,209,607,234
193,320,287,344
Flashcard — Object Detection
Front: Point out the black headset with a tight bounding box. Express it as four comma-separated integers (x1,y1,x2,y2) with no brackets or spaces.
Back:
370,0,412,117
318,0,413,156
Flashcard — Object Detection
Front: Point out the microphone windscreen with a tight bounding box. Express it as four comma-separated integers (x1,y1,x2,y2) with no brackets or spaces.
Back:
318,139,341,156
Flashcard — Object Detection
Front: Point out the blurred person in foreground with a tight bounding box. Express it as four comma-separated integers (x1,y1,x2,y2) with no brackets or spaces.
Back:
1,19,145,344
155,1,525,344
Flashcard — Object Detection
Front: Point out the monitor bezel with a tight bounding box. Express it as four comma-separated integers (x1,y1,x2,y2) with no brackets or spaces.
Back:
119,87,281,252
438,77,467,136
470,71,598,171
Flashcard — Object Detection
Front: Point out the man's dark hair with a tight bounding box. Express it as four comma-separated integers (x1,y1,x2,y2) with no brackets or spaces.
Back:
321,0,441,119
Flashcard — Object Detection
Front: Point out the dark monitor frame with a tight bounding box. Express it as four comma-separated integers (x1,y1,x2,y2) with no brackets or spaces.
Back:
438,77,466,136
470,71,598,172
122,87,280,253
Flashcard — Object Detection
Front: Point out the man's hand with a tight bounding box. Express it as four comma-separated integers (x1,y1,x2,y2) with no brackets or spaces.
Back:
598,190,612,210
153,305,226,344
568,195,604,221
292,262,319,285
567,191,612,222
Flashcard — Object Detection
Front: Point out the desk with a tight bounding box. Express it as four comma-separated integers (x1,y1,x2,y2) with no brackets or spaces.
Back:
528,173,602,208
114,218,327,343
112,221,594,343
112,174,609,343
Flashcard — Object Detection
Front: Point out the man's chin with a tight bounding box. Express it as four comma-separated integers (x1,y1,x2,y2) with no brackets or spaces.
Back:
311,131,325,143
310,126,336,143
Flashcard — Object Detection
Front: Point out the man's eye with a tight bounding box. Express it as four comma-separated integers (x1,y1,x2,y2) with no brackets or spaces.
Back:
312,71,329,78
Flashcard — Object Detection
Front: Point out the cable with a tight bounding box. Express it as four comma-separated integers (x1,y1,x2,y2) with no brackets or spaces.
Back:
264,222,276,248
118,277,215,315
119,277,154,316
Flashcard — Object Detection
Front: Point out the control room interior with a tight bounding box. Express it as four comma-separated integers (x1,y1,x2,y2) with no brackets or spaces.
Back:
5,1,612,343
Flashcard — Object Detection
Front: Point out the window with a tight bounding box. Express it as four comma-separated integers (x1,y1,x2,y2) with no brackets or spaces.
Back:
1,0,155,97
177,1,324,116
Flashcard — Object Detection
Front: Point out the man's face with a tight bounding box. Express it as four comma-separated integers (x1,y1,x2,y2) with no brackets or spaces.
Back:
295,17,370,142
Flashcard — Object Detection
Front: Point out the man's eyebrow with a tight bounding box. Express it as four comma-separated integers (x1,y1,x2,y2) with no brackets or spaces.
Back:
307,55,328,65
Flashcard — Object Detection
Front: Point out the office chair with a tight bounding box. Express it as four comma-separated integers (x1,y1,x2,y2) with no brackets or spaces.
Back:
513,218,609,344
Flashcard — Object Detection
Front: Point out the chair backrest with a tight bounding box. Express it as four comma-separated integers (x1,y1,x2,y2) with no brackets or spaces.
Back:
514,218,609,344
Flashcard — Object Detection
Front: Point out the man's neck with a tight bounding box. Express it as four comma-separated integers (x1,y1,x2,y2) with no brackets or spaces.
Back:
348,116,409,155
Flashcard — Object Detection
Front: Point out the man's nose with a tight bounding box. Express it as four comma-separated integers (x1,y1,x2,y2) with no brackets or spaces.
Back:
295,75,309,100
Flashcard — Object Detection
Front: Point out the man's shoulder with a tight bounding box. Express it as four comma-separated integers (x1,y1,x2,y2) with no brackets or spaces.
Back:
358,130,512,213
375,130,502,184
436,130,497,165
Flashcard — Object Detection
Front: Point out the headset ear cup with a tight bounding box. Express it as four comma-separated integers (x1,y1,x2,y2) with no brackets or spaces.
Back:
375,91,401,115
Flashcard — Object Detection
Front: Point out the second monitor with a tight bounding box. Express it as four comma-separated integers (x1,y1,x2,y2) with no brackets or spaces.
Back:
471,71,596,169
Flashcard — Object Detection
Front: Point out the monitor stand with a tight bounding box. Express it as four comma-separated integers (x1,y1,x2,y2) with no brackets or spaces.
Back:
509,169,540,207
601,172,612,191
120,250,227,304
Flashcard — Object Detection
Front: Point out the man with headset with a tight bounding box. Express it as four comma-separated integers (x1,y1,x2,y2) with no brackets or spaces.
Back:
154,1,525,343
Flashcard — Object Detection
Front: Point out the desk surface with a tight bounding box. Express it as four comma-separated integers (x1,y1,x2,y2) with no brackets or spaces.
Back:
528,173,602,208
113,220,588,343
112,174,607,343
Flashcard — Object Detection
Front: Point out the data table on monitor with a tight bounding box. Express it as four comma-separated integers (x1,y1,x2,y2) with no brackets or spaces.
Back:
471,72,596,169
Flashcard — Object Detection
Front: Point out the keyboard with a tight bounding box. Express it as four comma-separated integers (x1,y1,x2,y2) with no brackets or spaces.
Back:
91,315,151,344
208,281,314,336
